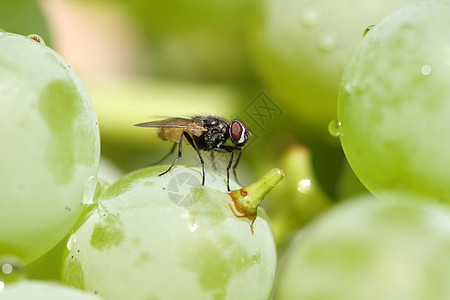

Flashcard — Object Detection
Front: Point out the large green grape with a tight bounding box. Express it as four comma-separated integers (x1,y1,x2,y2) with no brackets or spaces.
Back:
0,280,100,299
274,195,450,300
337,1,450,202
62,165,280,300
252,0,420,136
0,32,100,263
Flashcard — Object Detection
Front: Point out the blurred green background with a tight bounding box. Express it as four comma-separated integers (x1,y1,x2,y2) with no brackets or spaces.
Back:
4,0,425,259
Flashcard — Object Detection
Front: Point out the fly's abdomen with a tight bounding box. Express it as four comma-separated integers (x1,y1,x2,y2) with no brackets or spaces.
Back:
158,127,184,142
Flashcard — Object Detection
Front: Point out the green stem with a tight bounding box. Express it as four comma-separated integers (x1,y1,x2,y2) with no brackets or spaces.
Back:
228,168,284,233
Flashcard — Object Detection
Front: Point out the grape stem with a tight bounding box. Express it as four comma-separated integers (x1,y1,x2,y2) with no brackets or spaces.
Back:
228,168,284,234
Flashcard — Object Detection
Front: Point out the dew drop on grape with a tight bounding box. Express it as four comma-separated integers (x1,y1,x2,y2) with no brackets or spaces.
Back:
0,256,26,285
421,64,432,76
344,79,359,94
328,118,342,137
317,28,338,52
297,179,312,194
82,176,99,205
300,4,322,27
66,234,77,251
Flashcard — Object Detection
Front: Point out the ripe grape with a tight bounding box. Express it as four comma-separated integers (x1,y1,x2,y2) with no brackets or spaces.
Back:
274,195,450,300
338,1,450,202
62,165,278,300
0,32,100,263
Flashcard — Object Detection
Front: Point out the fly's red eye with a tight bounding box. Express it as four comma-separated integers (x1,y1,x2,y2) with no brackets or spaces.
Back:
230,120,244,144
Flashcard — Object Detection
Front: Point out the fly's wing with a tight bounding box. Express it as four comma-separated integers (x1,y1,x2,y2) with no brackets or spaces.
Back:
134,118,207,137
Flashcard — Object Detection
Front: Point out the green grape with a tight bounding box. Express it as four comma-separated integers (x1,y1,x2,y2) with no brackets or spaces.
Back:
337,1,450,202
62,165,281,300
252,0,420,136
274,195,450,300
0,280,100,299
0,32,100,263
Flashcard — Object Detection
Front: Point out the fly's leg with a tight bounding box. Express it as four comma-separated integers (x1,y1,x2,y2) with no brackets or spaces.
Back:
232,149,244,187
183,132,205,186
226,150,234,192
214,146,237,191
159,135,184,176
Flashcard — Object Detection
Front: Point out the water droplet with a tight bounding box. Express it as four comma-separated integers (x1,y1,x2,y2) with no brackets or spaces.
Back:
300,4,322,27
189,223,199,232
0,257,26,284
421,64,432,76
27,34,46,45
328,118,342,137
297,179,311,194
344,80,359,94
83,176,99,205
67,234,77,251
317,28,338,52
363,25,375,37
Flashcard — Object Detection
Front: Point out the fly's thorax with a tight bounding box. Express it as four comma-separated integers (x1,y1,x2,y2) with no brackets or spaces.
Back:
190,116,228,149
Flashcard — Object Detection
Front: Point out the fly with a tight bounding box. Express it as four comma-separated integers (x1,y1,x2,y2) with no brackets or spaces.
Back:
134,116,251,191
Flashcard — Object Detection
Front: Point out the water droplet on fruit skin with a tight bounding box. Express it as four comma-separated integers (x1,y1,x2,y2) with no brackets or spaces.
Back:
344,80,359,94
317,28,338,52
67,234,77,251
83,176,99,205
297,179,312,193
27,34,46,45
328,118,342,137
300,4,322,27
421,64,432,76
0,256,26,285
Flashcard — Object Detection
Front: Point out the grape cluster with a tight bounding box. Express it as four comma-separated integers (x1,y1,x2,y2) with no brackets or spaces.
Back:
3,0,450,299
